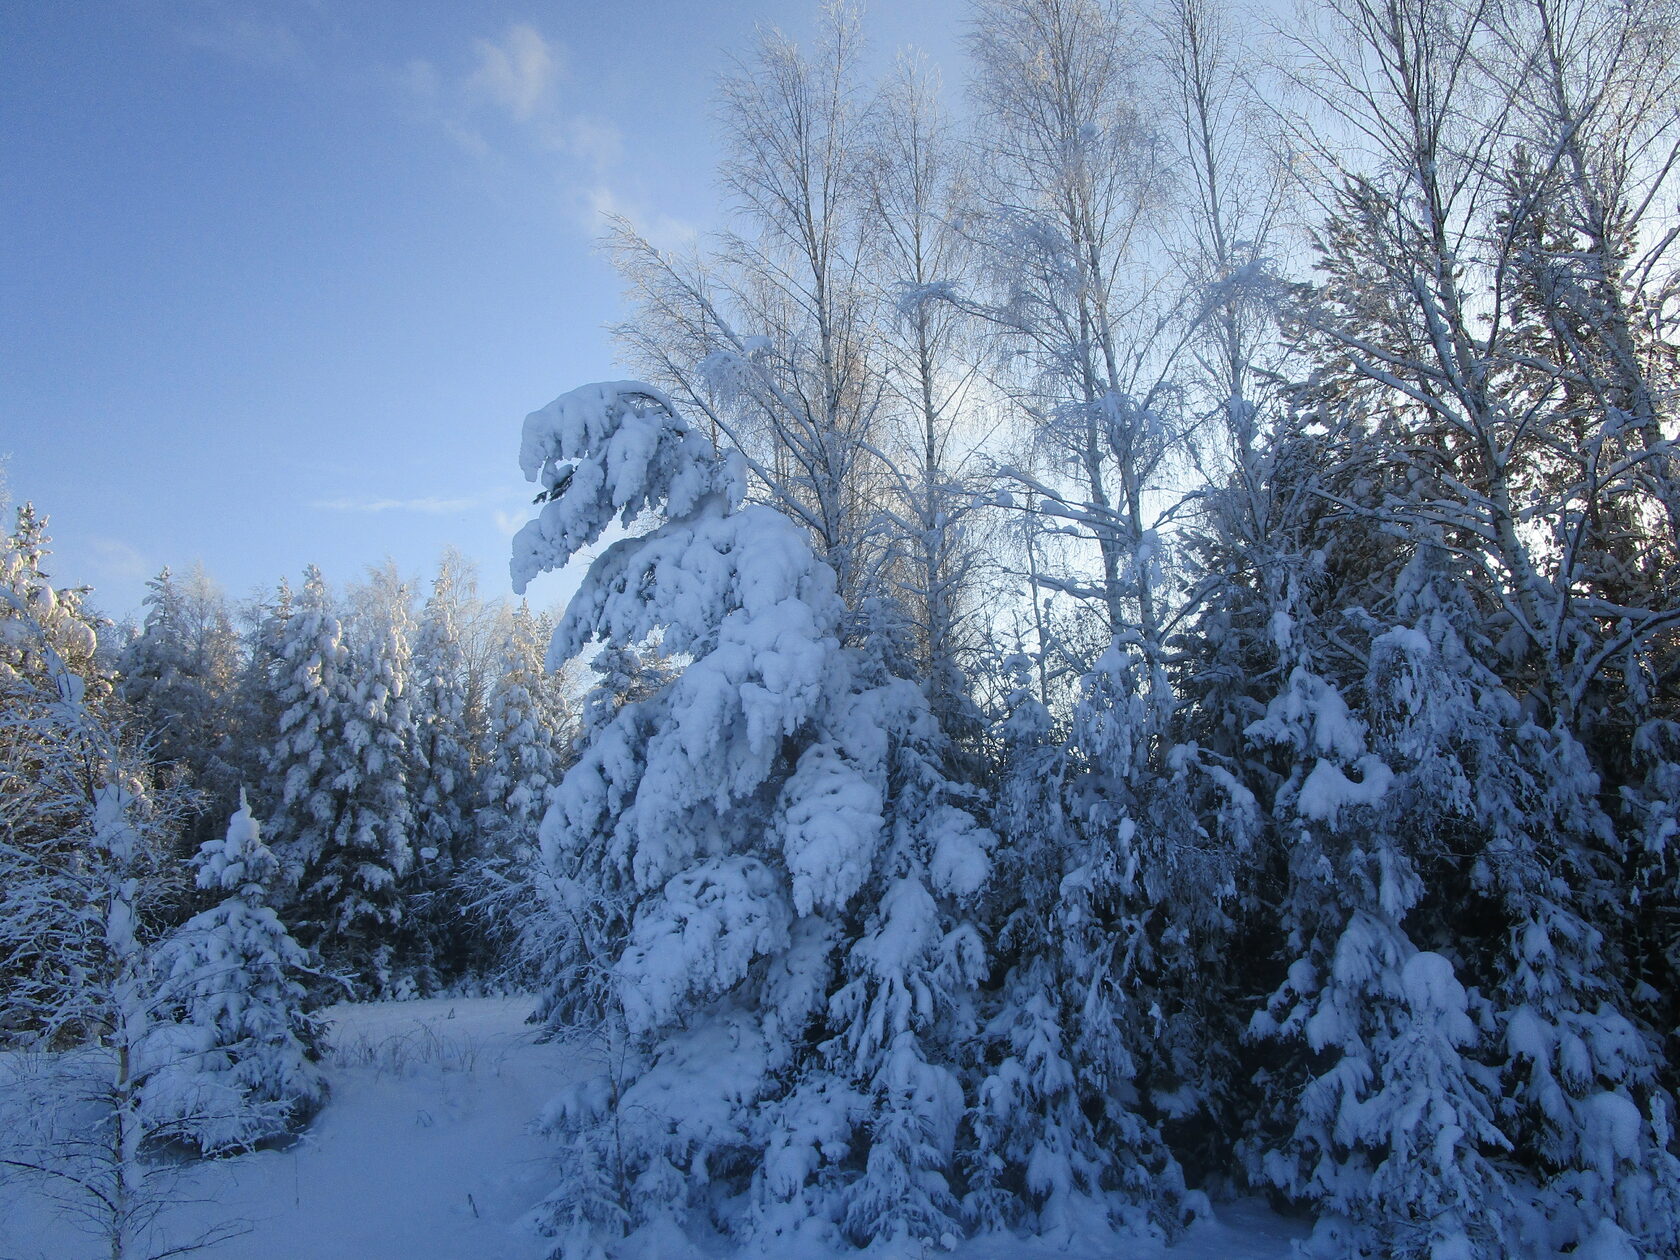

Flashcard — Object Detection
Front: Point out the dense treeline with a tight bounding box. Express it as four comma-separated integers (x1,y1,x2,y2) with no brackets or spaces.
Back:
522,0,1680,1254
6,0,1680,1256
45,544,578,998
0,515,581,1251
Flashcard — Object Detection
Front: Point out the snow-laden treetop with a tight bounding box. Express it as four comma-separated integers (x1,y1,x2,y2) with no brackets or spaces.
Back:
511,381,835,686
511,382,745,597
195,789,278,898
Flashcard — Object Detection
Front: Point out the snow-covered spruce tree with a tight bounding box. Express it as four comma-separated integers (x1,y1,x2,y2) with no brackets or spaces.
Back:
512,382,990,1253
1393,547,1680,1255
1470,717,1680,1255
402,559,477,988
967,653,1096,1236
227,576,293,814
339,571,417,995
479,603,571,864
520,640,675,1023
1390,549,1680,1255
1243,626,1512,1258
1223,471,1680,1258
1624,691,1680,1078
472,601,575,986
139,792,325,1156
264,565,412,997
1171,387,1418,1191
118,565,241,850
971,627,1226,1243
263,566,351,943
1209,380,1509,1251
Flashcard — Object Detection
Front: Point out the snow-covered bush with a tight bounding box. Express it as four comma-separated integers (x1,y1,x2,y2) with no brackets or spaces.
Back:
140,794,325,1155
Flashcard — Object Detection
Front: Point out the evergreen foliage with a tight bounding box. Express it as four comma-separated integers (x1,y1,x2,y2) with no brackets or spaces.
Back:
263,565,413,996
513,382,990,1252
140,794,325,1155
402,561,476,988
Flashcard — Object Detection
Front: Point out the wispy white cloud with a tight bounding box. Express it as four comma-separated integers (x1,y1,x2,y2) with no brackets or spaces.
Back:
311,495,478,515
180,12,309,73
465,24,561,123
397,24,621,175
582,184,698,251
565,116,623,170
86,536,152,581
189,15,677,248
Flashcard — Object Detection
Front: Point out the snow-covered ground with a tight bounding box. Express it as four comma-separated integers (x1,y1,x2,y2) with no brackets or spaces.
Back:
1,998,1306,1259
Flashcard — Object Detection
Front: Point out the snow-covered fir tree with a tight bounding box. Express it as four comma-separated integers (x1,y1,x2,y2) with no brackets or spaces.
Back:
118,565,241,849
264,565,413,997
479,603,569,864
969,637,1198,1243
512,381,991,1253
338,570,417,994
1471,715,1680,1256
140,792,325,1155
402,559,476,988
968,654,1090,1234
520,638,668,1024
1242,641,1511,1258
468,600,574,984
226,576,292,814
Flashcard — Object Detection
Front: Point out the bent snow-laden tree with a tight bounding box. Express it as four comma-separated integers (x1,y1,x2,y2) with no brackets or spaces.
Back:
512,382,990,1254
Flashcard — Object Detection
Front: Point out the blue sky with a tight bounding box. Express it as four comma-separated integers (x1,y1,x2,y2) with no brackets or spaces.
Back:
1,0,963,619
